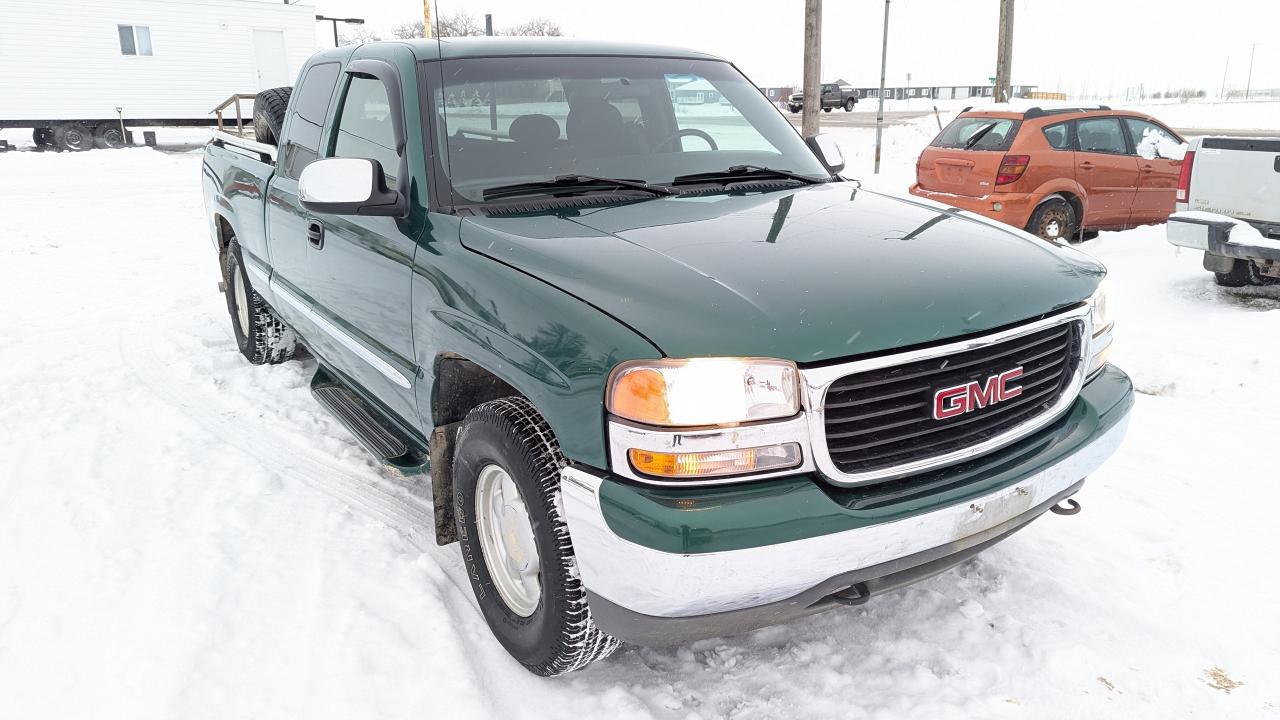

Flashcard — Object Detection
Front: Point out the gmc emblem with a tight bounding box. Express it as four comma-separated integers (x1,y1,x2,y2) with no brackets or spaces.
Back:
933,367,1024,420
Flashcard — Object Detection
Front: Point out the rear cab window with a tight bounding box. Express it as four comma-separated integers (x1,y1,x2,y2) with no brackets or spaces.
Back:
932,116,1020,151
281,61,341,179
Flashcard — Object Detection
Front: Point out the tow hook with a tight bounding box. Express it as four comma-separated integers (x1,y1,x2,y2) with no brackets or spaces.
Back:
831,581,871,606
1050,498,1082,516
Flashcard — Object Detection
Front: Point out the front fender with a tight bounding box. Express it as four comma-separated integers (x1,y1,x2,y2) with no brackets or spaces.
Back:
411,216,660,468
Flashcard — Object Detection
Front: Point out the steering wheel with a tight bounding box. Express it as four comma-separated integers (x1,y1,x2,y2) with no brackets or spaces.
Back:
654,128,719,152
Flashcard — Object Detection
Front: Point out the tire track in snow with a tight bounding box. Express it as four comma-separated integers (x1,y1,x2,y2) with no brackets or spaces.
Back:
119,317,437,550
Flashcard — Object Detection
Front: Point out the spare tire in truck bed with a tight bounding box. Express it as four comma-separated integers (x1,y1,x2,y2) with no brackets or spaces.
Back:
253,87,292,145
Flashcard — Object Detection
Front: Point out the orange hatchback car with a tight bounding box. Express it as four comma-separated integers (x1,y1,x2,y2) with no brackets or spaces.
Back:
910,106,1186,242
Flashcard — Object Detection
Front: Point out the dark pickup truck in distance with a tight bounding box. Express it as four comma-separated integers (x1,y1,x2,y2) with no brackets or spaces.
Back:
202,37,1132,676
788,82,858,113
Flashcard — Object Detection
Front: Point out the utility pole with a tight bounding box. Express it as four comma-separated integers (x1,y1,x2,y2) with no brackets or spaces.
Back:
1220,56,1229,99
801,0,822,138
873,0,889,174
1245,43,1257,99
485,14,494,36
994,0,1014,103
423,0,433,38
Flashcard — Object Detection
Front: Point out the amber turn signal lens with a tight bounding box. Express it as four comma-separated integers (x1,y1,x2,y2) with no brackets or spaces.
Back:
610,367,671,425
628,443,802,479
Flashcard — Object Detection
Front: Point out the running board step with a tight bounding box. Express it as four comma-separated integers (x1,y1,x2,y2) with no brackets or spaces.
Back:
310,372,427,474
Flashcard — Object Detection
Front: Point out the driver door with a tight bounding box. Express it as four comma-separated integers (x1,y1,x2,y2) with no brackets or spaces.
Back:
1123,117,1185,224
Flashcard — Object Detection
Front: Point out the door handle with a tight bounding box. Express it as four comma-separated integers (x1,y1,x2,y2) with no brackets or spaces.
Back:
1078,162,1095,170
307,219,324,250
1141,165,1154,173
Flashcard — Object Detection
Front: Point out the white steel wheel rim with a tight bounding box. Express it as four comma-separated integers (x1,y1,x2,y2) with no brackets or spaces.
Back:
1045,220,1062,238
233,264,250,335
475,463,542,617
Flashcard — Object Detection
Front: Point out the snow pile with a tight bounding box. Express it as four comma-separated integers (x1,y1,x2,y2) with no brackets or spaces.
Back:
2,130,1279,719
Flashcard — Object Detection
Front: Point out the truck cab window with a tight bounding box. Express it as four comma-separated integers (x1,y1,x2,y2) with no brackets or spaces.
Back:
281,62,340,180
118,25,152,56
332,76,400,186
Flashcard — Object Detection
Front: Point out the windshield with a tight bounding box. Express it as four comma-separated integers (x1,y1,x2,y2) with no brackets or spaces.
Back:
432,55,830,203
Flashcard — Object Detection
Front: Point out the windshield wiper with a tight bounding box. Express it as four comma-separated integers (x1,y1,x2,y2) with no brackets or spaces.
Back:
962,122,999,150
481,174,673,201
670,164,824,186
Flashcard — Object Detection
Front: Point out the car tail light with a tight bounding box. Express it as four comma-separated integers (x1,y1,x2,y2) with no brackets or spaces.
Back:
996,154,1030,185
1176,150,1195,202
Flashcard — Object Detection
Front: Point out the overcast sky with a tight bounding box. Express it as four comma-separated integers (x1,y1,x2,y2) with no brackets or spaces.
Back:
302,0,1279,96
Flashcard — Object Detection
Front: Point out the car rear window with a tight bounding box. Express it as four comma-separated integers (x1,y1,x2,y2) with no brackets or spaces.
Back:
1042,121,1071,150
932,116,1020,151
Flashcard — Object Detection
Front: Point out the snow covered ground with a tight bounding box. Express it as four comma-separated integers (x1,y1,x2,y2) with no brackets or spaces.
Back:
1,116,1278,719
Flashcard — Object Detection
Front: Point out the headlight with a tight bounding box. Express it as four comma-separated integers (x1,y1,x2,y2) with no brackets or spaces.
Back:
607,358,800,427
1089,277,1113,337
1086,278,1114,377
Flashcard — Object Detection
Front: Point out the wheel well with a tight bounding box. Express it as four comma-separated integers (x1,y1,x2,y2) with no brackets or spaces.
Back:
214,215,234,251
428,354,523,546
1040,192,1084,228
432,355,521,426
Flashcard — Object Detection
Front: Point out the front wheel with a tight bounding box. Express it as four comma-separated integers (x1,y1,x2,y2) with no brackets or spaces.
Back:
788,105,800,113
454,397,620,676
1025,197,1076,243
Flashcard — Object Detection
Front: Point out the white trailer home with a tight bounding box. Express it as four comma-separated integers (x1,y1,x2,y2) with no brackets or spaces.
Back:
0,0,316,150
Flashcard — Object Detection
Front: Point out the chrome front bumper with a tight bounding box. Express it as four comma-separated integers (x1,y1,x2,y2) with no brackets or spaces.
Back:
562,407,1129,620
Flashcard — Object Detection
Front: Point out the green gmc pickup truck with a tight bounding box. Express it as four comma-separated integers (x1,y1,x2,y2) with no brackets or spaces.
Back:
202,37,1132,676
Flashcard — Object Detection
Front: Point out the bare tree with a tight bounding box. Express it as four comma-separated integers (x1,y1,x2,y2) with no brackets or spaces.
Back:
339,26,383,45
390,20,424,39
503,17,563,36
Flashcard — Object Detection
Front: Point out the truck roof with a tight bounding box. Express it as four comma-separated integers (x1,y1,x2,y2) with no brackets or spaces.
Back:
399,36,725,62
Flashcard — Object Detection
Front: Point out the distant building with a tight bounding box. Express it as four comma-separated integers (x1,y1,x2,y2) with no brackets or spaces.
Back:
853,84,1040,101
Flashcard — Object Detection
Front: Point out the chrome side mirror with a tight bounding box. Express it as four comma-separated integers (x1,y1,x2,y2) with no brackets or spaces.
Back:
298,157,405,216
805,133,845,174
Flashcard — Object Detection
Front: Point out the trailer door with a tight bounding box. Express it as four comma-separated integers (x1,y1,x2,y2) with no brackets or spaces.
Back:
252,30,289,89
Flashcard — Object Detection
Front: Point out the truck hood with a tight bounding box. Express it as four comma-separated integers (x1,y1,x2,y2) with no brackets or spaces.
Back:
459,183,1105,362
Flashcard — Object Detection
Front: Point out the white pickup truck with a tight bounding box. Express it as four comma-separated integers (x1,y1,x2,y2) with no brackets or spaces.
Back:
1166,136,1280,286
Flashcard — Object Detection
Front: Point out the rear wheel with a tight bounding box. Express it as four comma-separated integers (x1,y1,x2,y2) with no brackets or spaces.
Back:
222,238,298,364
1026,197,1076,243
93,122,128,149
454,397,620,676
253,86,292,145
1213,258,1257,287
844,99,856,111
822,106,832,113
53,122,94,151
32,128,54,148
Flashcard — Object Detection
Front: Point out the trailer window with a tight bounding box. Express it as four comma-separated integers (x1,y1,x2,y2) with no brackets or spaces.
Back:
118,25,152,56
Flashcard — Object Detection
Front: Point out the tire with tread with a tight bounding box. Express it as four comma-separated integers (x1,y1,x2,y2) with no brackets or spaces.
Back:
453,397,620,676
93,122,127,149
53,122,94,151
253,86,292,145
222,238,299,364
32,128,55,147
844,99,856,111
1213,258,1256,287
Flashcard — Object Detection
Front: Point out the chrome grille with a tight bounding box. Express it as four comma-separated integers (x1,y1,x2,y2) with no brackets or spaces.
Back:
821,320,1084,476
